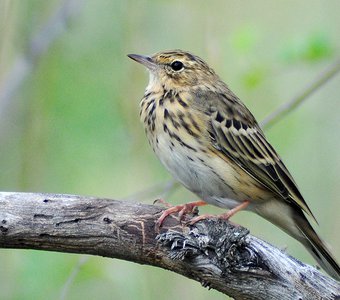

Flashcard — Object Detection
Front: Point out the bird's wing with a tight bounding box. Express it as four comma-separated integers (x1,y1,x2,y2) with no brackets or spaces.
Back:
208,91,316,221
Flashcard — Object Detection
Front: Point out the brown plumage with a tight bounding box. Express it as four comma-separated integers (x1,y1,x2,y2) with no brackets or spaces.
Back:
128,50,340,280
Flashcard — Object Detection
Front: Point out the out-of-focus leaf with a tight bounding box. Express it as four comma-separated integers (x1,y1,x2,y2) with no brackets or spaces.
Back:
241,67,266,89
302,33,334,61
281,33,334,64
231,26,260,53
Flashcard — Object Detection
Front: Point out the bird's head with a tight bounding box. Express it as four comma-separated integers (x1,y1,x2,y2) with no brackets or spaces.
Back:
128,50,219,92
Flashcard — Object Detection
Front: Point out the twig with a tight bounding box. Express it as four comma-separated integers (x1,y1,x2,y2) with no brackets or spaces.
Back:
122,179,179,202
261,58,340,129
59,256,89,300
0,192,339,299
0,0,84,125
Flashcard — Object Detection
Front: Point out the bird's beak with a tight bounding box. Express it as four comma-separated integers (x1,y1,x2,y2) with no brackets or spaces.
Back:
127,54,157,71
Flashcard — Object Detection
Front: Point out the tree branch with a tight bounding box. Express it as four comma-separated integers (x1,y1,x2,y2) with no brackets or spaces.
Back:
0,192,339,299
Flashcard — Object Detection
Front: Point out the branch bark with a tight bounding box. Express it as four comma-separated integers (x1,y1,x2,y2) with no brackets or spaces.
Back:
0,192,339,299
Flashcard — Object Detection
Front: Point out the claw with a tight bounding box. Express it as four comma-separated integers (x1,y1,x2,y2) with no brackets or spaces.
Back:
155,199,250,229
153,198,172,208
155,200,207,229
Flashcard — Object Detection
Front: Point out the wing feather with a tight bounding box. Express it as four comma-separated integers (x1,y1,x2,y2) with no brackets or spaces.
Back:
209,94,316,222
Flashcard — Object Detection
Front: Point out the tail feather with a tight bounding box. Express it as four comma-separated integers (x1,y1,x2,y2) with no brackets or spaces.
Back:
256,200,340,281
294,212,340,281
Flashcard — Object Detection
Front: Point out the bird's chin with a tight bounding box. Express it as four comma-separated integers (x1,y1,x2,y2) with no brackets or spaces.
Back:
146,72,161,92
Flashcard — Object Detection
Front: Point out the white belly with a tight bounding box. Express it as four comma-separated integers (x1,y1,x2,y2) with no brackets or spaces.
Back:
153,134,245,209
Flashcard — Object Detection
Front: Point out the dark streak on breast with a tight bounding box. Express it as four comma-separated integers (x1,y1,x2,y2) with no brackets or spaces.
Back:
164,109,169,119
171,118,180,129
180,118,199,138
159,97,164,106
176,95,188,107
149,102,156,115
145,99,153,110
188,112,200,131
164,127,197,152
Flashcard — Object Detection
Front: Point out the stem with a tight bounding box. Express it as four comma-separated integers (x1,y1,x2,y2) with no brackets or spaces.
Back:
261,58,340,129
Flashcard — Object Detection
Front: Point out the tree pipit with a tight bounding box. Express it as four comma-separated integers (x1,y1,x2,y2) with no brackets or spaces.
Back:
128,50,340,280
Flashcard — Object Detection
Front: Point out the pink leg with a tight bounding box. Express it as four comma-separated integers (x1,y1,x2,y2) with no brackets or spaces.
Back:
156,200,207,228
188,200,250,225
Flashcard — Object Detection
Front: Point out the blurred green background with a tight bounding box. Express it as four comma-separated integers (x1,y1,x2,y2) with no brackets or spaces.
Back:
0,0,339,299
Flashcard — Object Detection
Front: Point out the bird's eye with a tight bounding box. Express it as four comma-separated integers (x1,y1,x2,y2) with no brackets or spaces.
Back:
170,61,184,71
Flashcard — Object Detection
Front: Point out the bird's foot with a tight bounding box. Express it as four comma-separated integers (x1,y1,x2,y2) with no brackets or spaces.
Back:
155,200,207,230
187,200,250,225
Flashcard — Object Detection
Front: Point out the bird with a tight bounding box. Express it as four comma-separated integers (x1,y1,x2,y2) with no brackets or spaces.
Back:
128,49,340,280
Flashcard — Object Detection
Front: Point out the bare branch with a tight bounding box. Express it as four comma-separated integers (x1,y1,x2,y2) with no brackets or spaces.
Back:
0,192,339,300
261,58,340,129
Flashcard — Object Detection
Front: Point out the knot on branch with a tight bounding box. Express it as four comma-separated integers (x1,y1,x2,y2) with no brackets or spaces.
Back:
157,219,270,275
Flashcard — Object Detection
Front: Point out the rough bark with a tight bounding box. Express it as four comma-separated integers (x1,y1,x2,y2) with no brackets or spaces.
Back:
0,192,339,299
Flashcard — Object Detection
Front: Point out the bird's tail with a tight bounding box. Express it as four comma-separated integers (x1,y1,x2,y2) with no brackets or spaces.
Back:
256,200,340,281
293,211,340,281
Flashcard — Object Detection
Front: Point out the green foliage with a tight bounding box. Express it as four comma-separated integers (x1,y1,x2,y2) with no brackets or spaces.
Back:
241,66,267,89
231,26,260,54
281,32,334,63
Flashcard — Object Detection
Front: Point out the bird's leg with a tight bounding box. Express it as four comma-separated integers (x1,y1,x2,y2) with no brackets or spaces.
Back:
155,200,207,228
219,200,250,219
188,200,250,225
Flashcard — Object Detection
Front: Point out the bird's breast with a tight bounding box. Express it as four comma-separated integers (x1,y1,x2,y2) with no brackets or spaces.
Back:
140,91,212,193
139,90,271,209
